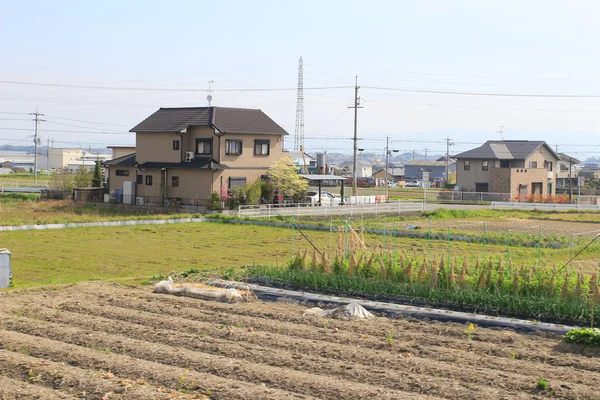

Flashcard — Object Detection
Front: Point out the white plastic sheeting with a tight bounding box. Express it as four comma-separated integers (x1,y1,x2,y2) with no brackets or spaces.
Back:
154,277,243,303
303,302,374,320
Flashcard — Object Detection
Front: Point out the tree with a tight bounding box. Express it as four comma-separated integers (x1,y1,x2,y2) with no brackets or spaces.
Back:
267,157,308,201
50,169,75,191
91,160,102,188
74,166,92,188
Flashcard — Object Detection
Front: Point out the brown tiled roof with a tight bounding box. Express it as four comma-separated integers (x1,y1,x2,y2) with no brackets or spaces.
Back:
130,107,288,135
103,152,136,167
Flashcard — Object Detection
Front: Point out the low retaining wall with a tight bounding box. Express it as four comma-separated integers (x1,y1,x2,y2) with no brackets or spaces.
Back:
212,280,573,335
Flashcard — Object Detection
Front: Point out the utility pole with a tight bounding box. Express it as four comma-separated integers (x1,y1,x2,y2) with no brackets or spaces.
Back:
29,108,44,186
568,156,573,203
385,135,389,200
46,138,50,170
424,148,428,161
445,136,454,187
412,150,415,162
348,76,362,196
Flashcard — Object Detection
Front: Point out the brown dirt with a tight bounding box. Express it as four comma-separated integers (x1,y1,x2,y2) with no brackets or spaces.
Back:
1,282,599,399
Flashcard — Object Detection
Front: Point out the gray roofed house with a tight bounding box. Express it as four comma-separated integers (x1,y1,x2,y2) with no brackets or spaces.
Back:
454,140,560,197
105,106,289,205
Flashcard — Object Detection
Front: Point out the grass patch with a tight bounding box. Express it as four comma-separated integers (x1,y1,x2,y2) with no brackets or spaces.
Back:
0,221,333,288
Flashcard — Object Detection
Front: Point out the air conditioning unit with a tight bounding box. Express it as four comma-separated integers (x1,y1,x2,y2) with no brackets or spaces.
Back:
185,151,195,162
135,197,145,205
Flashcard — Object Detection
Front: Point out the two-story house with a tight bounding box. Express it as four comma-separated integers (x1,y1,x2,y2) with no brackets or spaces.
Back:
104,106,288,204
555,153,580,191
454,140,559,196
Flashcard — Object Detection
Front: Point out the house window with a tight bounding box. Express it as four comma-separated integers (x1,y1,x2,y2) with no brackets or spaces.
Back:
544,161,553,171
196,138,212,155
254,139,270,156
115,169,129,176
529,161,538,168
464,160,470,171
171,176,179,187
482,161,488,171
136,175,142,184
145,175,152,185
560,164,569,172
229,177,246,189
475,182,489,192
225,139,243,155
173,140,180,151
500,160,510,168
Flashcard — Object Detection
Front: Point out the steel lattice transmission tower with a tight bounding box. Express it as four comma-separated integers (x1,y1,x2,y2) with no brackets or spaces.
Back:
293,56,304,151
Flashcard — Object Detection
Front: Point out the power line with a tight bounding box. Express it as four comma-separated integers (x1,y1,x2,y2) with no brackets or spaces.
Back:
0,127,133,135
44,120,125,133
0,80,353,93
44,115,130,128
362,85,600,99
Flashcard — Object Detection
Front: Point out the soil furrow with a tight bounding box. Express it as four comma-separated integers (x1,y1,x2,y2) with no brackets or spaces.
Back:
0,330,321,400
59,294,600,380
0,349,201,400
17,305,534,400
8,303,597,400
0,375,73,400
1,314,444,400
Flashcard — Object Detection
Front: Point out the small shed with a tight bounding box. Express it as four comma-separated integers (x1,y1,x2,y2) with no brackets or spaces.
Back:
300,175,347,205
73,187,105,202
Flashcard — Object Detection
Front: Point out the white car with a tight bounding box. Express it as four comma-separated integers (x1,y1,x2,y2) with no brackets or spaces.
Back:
405,181,421,188
305,191,341,205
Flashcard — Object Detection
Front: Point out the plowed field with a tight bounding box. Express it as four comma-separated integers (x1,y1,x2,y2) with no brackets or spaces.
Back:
1,282,599,400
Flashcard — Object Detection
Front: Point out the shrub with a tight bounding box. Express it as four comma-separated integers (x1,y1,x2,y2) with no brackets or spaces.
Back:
564,328,600,346
261,180,275,203
245,180,262,205
206,192,223,211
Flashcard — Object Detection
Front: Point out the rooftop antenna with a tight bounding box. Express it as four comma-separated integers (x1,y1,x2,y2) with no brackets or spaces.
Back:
207,80,214,106
498,125,505,141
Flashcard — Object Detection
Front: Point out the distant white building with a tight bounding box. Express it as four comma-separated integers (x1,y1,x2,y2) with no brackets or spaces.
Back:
0,151,41,171
48,148,110,170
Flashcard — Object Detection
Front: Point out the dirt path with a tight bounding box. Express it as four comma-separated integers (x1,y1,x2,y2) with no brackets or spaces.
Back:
1,282,599,399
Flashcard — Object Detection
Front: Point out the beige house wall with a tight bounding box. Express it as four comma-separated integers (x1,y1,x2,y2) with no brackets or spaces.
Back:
110,147,136,159
164,168,215,200
509,168,552,196
107,166,136,194
213,168,267,192
136,132,182,164
135,169,164,199
185,127,214,157
219,133,284,167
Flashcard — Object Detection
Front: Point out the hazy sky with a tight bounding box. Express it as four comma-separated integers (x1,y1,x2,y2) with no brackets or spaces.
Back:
2,0,600,159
